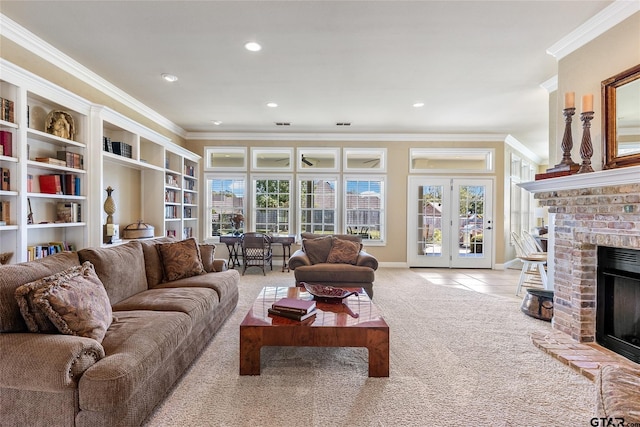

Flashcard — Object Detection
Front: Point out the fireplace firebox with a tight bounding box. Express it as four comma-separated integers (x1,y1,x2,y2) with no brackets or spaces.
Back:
596,246,640,363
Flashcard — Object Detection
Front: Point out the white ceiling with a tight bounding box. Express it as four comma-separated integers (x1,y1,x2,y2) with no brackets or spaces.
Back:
0,0,617,161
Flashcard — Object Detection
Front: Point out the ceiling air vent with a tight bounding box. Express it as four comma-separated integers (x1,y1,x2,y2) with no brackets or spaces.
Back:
336,122,351,126
275,122,291,126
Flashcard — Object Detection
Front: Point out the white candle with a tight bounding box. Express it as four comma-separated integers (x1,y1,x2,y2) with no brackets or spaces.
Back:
564,92,575,109
582,94,593,112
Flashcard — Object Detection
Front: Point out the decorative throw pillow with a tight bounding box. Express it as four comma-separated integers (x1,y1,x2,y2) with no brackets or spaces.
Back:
199,244,217,273
17,262,113,342
302,235,334,265
157,237,206,281
326,238,360,265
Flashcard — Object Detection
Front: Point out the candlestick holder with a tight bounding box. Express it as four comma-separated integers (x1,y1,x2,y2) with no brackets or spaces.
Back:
577,111,595,174
547,107,579,173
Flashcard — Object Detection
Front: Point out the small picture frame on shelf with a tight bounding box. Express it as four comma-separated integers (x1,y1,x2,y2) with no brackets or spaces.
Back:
45,110,76,141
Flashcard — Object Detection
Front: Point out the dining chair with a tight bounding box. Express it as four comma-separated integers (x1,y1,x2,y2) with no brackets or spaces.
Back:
240,232,273,275
512,231,548,296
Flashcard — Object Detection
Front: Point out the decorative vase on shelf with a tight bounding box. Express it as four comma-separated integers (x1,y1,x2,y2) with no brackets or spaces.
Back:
104,186,116,224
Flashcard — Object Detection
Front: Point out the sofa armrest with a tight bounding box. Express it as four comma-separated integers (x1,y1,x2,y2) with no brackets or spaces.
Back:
288,249,311,270
0,333,104,391
357,251,378,270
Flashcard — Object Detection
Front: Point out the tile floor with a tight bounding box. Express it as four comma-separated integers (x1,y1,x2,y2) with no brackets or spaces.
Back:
409,267,640,380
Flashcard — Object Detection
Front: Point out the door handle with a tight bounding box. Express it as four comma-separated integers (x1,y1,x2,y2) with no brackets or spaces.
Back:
485,227,492,230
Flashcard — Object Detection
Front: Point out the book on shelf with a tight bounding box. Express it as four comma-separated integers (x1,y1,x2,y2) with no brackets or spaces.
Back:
57,151,84,169
272,297,316,314
57,202,80,223
38,174,62,194
27,174,33,192
0,130,12,157
0,200,10,223
268,307,317,322
1,98,15,123
1,167,10,191
35,157,67,167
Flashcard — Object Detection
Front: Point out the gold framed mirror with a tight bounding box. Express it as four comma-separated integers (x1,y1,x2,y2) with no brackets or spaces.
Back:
602,64,640,169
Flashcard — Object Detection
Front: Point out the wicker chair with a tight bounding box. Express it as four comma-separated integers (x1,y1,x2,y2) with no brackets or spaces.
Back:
240,232,273,275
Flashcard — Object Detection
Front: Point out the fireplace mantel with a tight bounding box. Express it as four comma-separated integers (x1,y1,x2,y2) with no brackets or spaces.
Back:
518,165,640,193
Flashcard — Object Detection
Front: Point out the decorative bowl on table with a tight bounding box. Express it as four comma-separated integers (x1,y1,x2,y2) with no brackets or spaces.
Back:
302,283,358,302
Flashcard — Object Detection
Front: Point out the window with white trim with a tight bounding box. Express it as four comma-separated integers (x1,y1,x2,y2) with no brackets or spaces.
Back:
298,177,338,235
205,175,246,238
344,176,385,242
252,176,292,234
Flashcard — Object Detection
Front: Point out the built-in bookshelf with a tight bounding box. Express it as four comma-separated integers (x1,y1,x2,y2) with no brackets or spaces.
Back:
0,59,200,263
89,106,200,247
0,60,90,263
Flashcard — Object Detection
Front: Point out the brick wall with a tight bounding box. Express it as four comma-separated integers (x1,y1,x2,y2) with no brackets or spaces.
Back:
534,183,640,342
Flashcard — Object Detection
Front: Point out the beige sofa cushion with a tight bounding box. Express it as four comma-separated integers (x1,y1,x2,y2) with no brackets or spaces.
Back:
28,262,112,343
78,242,147,306
0,251,80,332
199,244,217,272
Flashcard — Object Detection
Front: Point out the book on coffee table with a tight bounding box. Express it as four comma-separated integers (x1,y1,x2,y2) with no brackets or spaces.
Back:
272,297,316,314
268,307,317,321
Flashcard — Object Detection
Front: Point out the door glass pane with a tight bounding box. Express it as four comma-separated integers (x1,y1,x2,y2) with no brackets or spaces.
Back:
458,185,485,257
419,185,443,257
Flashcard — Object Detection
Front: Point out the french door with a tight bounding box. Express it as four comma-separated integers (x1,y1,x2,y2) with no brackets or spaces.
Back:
407,177,494,268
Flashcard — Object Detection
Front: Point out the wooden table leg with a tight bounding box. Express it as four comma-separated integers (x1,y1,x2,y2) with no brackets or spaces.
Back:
367,328,389,377
239,326,262,375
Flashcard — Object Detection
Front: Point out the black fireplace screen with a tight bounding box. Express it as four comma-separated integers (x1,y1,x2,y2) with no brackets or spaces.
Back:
597,246,640,363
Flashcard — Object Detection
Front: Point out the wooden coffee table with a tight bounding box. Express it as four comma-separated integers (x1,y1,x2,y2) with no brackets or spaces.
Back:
239,286,389,377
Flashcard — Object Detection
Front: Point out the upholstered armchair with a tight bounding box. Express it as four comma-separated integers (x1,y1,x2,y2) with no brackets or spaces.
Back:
288,233,378,297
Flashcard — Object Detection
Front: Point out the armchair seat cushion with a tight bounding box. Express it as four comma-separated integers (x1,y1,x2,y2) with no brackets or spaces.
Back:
293,264,375,283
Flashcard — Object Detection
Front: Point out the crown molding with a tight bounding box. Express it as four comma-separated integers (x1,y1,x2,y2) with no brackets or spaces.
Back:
185,131,509,142
547,0,640,60
505,134,545,164
0,13,186,138
540,75,558,93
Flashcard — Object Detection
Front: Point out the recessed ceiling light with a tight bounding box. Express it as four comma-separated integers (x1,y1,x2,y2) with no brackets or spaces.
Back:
266,102,278,108
211,120,222,126
413,102,425,108
244,41,262,52
161,73,178,83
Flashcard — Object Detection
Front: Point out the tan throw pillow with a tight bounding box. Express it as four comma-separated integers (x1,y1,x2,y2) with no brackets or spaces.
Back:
18,262,113,342
199,244,217,273
326,238,360,265
157,237,206,281
302,235,334,264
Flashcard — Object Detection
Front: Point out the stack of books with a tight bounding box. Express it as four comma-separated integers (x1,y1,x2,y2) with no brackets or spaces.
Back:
268,298,317,321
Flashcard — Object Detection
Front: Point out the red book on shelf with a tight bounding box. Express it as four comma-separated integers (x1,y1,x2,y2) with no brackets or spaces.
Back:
272,298,316,314
0,130,12,157
39,174,62,194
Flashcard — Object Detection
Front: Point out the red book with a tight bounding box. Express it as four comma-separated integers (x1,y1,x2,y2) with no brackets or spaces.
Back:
39,175,62,194
272,298,316,314
0,130,12,157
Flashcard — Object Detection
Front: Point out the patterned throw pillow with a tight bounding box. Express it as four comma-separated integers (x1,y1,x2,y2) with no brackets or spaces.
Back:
157,237,206,281
16,262,113,342
302,235,334,264
326,238,360,265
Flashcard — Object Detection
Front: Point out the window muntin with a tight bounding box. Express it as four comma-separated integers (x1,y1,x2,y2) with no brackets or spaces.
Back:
253,176,292,235
298,177,338,235
344,176,385,242
205,175,246,238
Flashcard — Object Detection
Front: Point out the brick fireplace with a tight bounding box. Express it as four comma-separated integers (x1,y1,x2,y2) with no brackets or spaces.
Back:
520,166,640,375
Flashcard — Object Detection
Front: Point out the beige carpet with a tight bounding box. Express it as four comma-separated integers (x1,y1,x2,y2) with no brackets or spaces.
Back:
143,268,595,426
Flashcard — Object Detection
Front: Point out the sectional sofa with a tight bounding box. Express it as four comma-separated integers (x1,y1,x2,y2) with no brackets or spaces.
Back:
0,237,240,426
